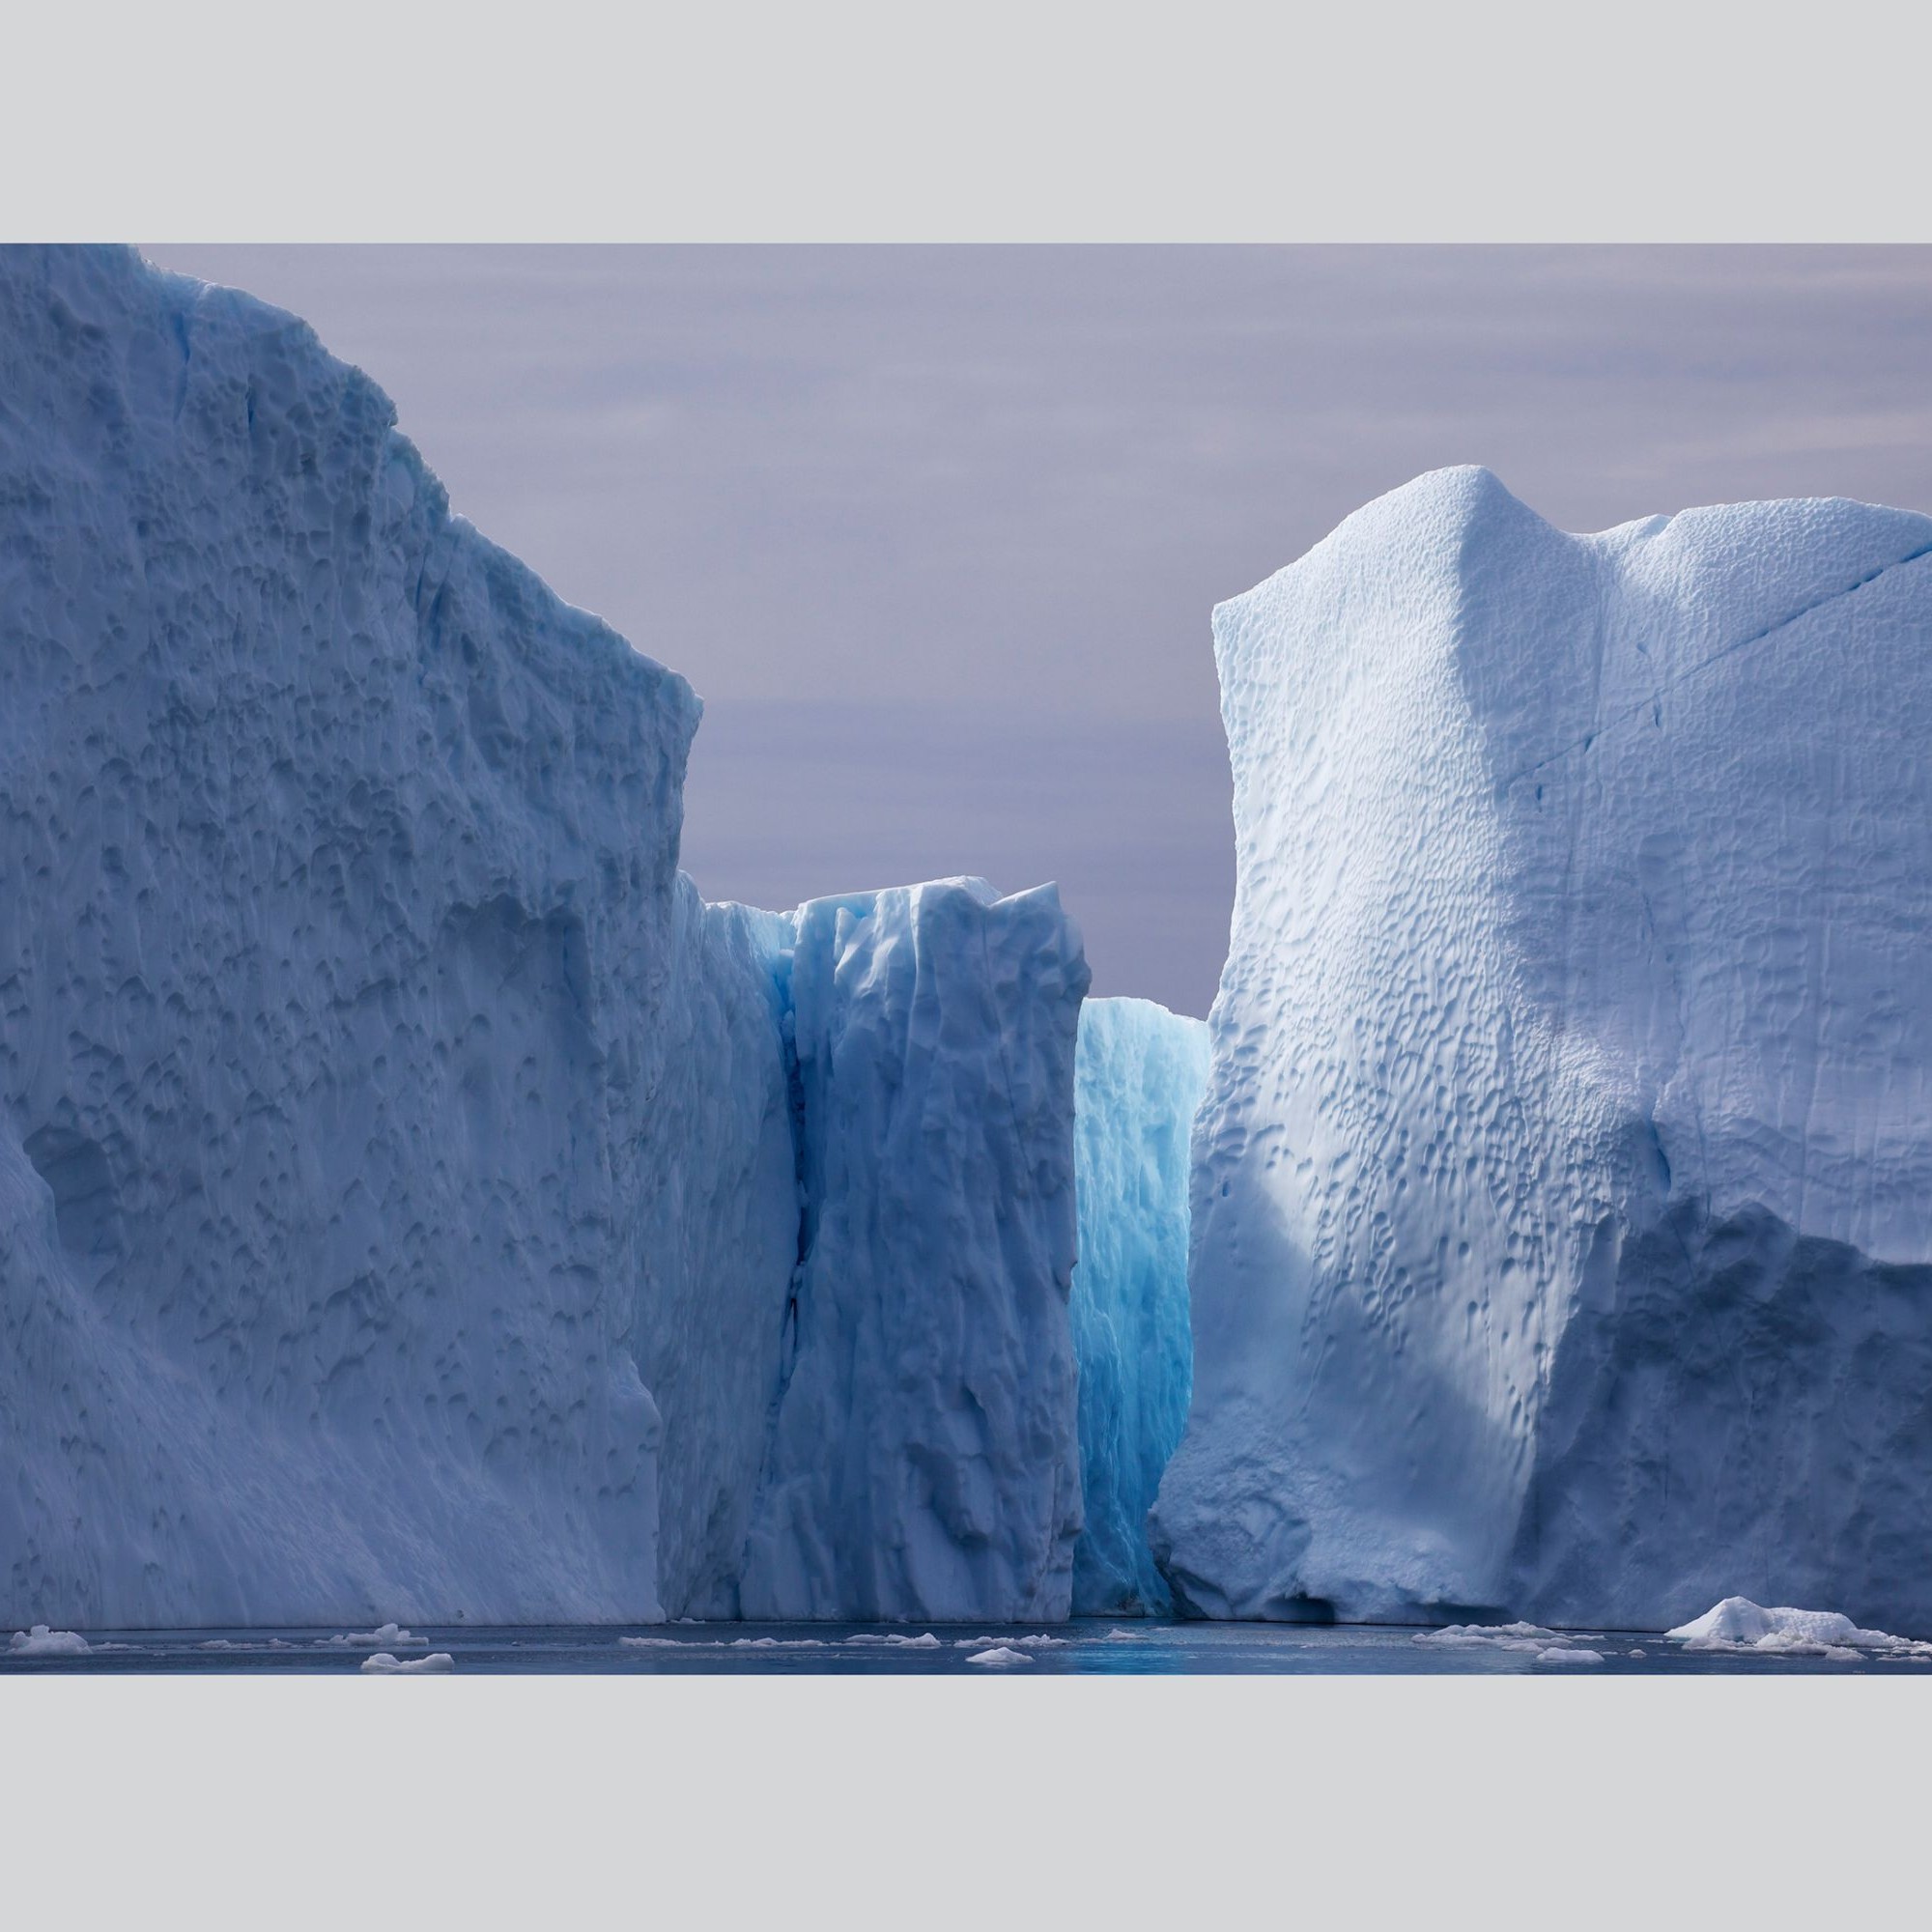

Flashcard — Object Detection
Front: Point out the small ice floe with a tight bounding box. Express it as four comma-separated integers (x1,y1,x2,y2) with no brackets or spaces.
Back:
317,1622,427,1650
965,1646,1033,1666
619,1636,684,1647
1412,1621,1562,1654
8,1624,90,1656
730,1637,827,1649
842,1632,941,1648
199,1638,242,1650
1629,1648,1647,1660
952,1633,1068,1649
1665,1597,1932,1661
1534,1647,1605,1666
360,1651,454,1674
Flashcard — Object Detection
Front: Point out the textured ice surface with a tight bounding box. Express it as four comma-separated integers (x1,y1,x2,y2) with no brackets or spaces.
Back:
0,245,801,1626
1069,998,1207,1614
1666,1597,1932,1658
360,1650,454,1673
0,246,1106,1631
1152,465,1932,1631
738,879,1089,1621
1410,1622,1561,1653
318,1624,426,1649
8,1625,90,1656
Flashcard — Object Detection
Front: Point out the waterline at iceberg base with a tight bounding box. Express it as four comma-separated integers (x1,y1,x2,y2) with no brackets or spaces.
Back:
5,245,1932,1666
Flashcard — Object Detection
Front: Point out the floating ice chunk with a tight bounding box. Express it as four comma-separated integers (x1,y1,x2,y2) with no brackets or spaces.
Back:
8,1624,90,1656
318,1623,427,1649
952,1633,1068,1649
1535,1648,1605,1666
360,1651,454,1674
1412,1622,1561,1653
729,1637,826,1649
1666,1597,1932,1658
619,1636,683,1647
964,1646,1033,1666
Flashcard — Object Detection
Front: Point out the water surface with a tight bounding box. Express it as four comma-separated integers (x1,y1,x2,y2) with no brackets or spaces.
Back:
10,1620,1929,1674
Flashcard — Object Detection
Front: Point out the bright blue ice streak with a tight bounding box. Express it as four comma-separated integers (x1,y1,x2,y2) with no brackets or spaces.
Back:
1070,998,1208,1613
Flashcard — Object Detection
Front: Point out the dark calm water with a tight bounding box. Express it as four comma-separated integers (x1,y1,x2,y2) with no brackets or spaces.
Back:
10,1619,1932,1674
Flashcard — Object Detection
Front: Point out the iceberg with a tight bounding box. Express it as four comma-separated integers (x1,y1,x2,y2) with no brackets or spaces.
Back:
1409,1622,1562,1653
317,1624,427,1649
3,242,768,1628
8,1625,91,1657
737,880,1089,1621
0,245,1093,1630
1666,1597,1932,1659
1069,997,1208,1614
1151,465,1932,1632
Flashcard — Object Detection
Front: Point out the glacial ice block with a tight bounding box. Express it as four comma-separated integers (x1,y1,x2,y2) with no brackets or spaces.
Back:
0,244,799,1626
1070,998,1208,1614
738,879,1090,1621
1151,465,1932,1631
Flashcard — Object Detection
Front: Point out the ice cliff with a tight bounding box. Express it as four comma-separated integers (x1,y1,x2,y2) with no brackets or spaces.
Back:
0,245,1089,1627
21,247,1924,1641
1069,998,1207,1614
739,881,1089,1620
1151,465,1932,1633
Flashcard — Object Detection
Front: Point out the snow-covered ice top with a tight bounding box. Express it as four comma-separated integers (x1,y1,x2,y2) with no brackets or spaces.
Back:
1069,997,1207,1614
1152,465,1932,1630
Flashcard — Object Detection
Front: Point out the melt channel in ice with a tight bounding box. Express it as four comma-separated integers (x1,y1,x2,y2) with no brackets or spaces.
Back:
1068,997,1208,1614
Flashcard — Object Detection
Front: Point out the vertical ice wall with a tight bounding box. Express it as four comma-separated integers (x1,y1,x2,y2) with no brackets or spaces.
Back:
1069,998,1207,1614
738,879,1090,1621
1151,466,1932,1631
0,243,800,1626
0,247,1112,1630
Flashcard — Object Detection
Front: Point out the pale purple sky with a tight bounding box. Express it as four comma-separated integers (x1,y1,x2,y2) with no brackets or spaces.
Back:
144,246,1932,1014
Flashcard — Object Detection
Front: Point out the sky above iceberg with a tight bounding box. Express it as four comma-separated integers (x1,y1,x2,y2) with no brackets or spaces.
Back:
142,246,1932,1015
